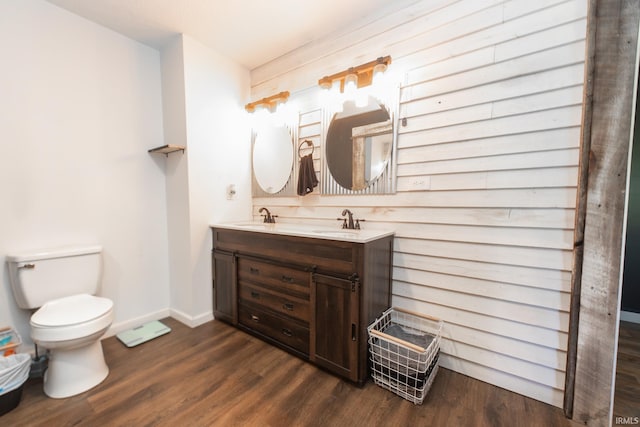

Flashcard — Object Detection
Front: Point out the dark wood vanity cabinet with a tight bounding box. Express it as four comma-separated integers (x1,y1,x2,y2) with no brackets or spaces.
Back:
211,227,393,384
212,249,236,324
312,273,360,381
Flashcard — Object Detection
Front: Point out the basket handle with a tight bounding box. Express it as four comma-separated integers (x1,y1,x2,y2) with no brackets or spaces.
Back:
369,328,426,353
394,307,441,323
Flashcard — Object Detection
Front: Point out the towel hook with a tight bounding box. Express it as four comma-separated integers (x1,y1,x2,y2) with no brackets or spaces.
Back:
298,140,314,158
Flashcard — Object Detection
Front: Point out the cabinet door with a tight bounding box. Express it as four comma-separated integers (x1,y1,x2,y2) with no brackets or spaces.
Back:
212,250,237,324
311,273,359,382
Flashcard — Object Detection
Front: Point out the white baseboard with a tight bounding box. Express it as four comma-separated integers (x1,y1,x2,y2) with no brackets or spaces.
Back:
620,310,640,324
169,308,213,328
101,308,214,340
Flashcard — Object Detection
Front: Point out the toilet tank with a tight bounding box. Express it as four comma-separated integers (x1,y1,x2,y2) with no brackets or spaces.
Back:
6,245,103,309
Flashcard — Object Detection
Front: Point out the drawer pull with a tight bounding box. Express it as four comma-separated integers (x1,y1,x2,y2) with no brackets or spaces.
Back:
281,275,293,283
251,291,260,299
283,302,294,311
251,315,260,322
250,267,260,275
281,328,293,337
352,323,356,341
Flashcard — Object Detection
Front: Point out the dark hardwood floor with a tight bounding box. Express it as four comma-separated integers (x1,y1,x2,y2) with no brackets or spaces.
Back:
613,321,640,424
3,318,580,427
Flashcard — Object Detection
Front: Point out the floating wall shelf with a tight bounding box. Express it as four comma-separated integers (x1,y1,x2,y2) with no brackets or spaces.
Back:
148,144,185,156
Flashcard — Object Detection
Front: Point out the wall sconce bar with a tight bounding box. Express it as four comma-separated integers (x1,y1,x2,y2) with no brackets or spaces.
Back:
245,91,290,113
318,56,391,92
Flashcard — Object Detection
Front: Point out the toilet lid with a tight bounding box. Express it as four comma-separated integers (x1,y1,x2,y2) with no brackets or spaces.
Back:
31,294,113,327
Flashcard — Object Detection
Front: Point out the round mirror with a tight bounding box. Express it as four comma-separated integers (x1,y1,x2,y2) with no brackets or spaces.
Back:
326,97,393,191
253,125,294,194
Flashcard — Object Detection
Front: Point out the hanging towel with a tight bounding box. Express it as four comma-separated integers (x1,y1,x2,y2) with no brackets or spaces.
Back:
297,154,319,195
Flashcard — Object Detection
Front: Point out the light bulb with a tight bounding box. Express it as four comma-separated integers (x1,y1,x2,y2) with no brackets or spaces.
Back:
372,62,387,87
318,78,333,109
251,107,270,132
331,79,343,113
344,72,358,101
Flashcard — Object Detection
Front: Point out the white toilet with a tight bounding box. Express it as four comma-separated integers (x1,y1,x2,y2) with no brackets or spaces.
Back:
6,245,114,398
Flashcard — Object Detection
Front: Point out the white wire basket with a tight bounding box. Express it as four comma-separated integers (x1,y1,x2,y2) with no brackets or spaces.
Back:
367,307,443,404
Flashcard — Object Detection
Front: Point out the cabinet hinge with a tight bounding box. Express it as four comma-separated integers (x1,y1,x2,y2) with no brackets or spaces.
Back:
349,274,359,292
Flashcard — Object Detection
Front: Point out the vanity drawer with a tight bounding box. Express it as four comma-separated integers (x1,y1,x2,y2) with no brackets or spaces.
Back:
239,304,309,354
239,282,310,324
237,257,309,298
213,228,357,275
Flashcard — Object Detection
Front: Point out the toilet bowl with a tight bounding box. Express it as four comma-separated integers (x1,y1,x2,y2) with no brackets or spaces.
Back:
30,294,113,346
6,245,114,398
30,294,114,398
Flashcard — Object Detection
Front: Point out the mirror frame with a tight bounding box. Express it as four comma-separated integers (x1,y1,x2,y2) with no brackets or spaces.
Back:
321,92,399,195
251,121,298,197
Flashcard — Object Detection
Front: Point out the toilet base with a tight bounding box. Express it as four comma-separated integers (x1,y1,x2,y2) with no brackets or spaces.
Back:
43,340,109,398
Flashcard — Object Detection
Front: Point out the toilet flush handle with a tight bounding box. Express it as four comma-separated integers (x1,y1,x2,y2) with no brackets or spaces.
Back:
18,263,35,269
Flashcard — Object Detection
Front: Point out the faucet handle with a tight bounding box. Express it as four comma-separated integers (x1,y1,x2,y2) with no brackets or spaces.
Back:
355,218,366,229
271,215,278,223
337,218,347,229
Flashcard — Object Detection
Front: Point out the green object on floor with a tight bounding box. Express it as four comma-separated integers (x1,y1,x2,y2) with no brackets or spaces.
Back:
116,320,171,348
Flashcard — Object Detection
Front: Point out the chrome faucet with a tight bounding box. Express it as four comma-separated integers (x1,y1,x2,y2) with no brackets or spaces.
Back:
259,207,276,223
338,209,365,230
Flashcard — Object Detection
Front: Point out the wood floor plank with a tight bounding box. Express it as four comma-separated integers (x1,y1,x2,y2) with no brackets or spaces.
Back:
2,317,581,426
613,321,640,423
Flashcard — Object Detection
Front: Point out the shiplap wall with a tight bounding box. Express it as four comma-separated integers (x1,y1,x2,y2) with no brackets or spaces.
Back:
251,0,587,407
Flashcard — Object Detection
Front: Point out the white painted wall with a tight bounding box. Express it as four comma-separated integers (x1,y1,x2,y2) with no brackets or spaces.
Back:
182,35,252,318
162,34,251,325
251,0,586,407
161,36,193,325
0,0,170,343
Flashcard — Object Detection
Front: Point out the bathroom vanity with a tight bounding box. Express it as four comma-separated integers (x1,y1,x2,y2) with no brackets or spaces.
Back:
210,223,393,384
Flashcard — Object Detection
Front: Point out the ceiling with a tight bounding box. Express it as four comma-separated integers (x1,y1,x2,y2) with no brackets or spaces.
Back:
46,0,417,70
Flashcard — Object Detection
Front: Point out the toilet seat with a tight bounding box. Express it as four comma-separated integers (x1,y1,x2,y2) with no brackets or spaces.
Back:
32,294,113,327
30,294,114,344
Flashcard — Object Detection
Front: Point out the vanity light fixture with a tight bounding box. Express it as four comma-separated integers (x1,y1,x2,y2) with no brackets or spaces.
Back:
245,91,290,113
317,56,391,94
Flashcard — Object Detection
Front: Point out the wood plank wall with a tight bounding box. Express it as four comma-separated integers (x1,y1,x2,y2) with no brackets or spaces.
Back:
251,0,587,408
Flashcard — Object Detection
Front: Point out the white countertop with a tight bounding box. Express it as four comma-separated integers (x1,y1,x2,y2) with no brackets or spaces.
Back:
211,221,394,243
